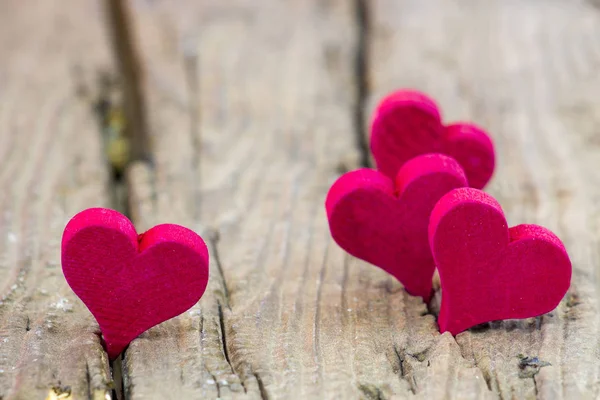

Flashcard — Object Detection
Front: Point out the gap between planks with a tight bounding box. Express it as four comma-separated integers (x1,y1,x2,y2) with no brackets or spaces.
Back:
91,0,372,399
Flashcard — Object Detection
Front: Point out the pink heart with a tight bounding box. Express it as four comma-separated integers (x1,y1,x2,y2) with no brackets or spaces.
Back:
429,188,572,335
370,89,495,189
326,153,467,300
61,208,209,359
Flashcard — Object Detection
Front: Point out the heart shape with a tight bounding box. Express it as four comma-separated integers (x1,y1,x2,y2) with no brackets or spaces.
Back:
61,208,209,359
370,89,495,189
429,188,572,335
326,153,467,300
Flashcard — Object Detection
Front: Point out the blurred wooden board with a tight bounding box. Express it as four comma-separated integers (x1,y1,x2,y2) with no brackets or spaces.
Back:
121,0,600,399
123,0,395,398
2,0,600,399
0,0,113,399
124,0,600,399
367,0,600,398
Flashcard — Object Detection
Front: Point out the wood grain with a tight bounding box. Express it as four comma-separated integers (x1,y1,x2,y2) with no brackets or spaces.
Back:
0,0,588,398
121,0,600,399
121,0,439,398
0,0,113,399
369,0,600,398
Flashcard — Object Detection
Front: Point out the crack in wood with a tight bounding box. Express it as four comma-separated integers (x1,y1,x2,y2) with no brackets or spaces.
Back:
216,302,232,369
492,368,503,399
109,355,125,400
217,301,246,393
393,347,416,395
73,67,132,217
353,0,371,168
254,372,269,400
204,366,220,398
199,314,220,397
73,4,151,395
472,354,493,392
207,229,231,310
425,293,439,317
85,361,92,400
105,0,152,165
455,336,496,393
517,354,551,380
407,348,429,363
358,383,387,400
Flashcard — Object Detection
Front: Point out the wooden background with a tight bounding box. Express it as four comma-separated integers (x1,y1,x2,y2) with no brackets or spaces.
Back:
1,0,599,399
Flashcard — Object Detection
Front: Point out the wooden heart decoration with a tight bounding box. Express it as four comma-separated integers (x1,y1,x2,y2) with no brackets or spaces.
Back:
370,89,495,189
429,188,572,335
61,208,209,359
326,153,467,300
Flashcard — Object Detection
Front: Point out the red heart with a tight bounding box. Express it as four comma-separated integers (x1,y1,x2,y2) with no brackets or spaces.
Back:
326,153,467,300
370,89,495,189
61,208,209,359
429,188,572,335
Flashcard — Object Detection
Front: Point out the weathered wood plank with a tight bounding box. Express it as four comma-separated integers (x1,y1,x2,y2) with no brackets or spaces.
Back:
0,1,114,399
369,0,600,398
120,0,600,399
121,1,453,399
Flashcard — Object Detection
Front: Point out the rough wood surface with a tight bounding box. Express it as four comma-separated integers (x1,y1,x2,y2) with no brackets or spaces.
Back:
0,1,113,399
368,0,600,398
2,0,600,399
120,0,600,399
123,1,393,398
123,0,600,399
